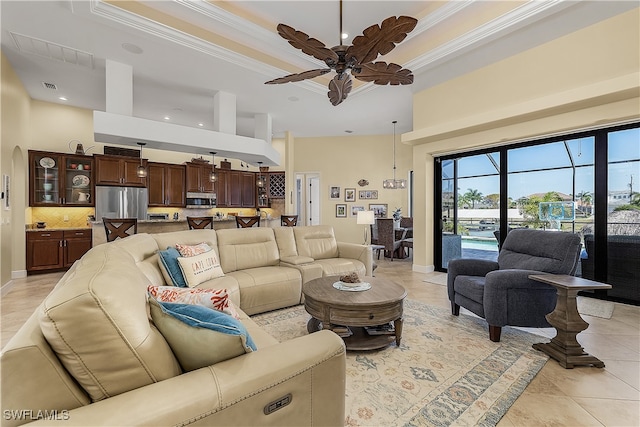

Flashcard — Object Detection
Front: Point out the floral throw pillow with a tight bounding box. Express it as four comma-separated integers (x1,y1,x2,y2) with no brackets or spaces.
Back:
175,242,212,257
148,285,239,319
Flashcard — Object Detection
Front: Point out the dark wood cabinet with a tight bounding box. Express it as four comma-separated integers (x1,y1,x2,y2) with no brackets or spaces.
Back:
218,171,255,208
95,154,147,187
185,163,214,193
29,151,94,207
27,229,92,273
148,162,185,207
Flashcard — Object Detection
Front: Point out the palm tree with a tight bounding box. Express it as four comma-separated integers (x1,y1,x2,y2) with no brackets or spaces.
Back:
463,188,483,208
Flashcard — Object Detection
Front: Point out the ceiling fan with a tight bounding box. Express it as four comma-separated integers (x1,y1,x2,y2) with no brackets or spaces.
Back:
265,0,418,106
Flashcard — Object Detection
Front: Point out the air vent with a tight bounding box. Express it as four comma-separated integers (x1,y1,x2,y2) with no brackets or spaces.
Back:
10,31,94,69
42,82,58,90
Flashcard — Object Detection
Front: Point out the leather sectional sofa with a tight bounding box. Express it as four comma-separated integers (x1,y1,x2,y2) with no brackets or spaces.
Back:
2,225,372,426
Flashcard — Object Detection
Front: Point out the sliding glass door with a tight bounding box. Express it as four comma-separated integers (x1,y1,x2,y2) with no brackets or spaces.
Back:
434,123,639,303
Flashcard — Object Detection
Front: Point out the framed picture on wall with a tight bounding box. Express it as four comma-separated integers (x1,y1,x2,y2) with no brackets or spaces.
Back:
329,186,340,200
345,188,356,202
359,190,367,199
351,205,365,216
336,204,347,217
370,190,378,200
369,203,388,218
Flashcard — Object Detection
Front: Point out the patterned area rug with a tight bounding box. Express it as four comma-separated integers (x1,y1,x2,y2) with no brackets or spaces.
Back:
252,299,548,426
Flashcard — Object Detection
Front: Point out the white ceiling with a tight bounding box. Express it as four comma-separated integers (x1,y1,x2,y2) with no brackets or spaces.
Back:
1,1,636,141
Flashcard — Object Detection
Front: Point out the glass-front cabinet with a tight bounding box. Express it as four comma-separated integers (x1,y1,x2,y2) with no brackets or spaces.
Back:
29,150,94,207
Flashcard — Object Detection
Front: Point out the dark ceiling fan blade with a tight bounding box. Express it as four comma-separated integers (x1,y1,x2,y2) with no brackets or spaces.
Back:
265,69,332,84
277,24,339,66
352,62,414,85
327,74,353,106
346,16,418,65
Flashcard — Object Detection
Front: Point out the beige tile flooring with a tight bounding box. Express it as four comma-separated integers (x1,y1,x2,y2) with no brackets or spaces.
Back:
2,258,639,426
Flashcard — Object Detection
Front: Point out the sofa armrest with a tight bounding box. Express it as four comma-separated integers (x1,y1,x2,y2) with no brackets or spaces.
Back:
483,269,557,327
447,258,499,301
337,242,373,276
280,261,324,290
26,331,346,427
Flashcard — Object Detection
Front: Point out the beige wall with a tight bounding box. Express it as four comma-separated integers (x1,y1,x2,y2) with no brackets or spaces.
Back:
293,134,412,243
1,52,31,285
407,8,640,273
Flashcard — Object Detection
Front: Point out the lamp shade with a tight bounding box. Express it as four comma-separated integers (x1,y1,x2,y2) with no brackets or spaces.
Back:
357,210,375,225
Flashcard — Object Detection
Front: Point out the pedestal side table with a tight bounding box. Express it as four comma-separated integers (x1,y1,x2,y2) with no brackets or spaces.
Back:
529,274,612,368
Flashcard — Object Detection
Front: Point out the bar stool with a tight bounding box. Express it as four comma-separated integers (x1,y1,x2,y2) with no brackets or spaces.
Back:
235,215,260,228
103,218,138,242
187,216,214,229
280,215,298,227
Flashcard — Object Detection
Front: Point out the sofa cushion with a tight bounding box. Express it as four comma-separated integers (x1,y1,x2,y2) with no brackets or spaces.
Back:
152,229,218,256
147,285,239,319
116,233,166,286
273,226,298,258
149,298,256,372
216,228,280,272
293,225,340,260
39,244,181,402
158,247,188,287
177,249,225,287
499,229,580,274
312,258,366,277
228,266,302,315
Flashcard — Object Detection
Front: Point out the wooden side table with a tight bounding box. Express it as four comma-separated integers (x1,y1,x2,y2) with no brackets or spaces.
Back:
529,274,612,368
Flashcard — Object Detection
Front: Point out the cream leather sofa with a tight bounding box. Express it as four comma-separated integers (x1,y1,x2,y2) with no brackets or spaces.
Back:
2,225,370,426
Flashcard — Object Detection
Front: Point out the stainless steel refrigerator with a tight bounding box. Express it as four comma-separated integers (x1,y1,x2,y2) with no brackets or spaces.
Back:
95,186,148,221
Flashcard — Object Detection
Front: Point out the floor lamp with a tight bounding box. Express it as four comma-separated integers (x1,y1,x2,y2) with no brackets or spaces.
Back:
357,211,376,245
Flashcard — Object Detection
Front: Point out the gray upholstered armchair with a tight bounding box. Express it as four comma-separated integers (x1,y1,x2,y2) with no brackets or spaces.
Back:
447,229,581,342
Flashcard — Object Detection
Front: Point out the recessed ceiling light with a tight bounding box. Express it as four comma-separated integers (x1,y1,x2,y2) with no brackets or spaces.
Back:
345,130,353,133
287,96,299,102
122,43,143,54
163,116,170,121
58,96,67,101
197,123,204,127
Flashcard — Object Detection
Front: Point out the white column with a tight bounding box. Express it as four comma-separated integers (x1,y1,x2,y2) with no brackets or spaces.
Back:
254,113,272,144
284,131,295,210
105,60,133,116
213,91,236,134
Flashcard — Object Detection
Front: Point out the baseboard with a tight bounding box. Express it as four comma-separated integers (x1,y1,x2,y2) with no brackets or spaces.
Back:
412,264,435,274
12,270,27,279
1,280,15,297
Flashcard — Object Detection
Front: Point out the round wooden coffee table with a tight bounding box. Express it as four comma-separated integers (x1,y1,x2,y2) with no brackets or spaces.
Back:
303,276,407,350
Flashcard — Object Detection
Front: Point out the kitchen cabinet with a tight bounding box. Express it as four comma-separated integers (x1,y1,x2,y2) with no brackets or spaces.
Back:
26,229,92,273
29,151,95,207
185,162,214,193
218,171,255,208
94,154,147,187
268,172,286,199
147,162,186,207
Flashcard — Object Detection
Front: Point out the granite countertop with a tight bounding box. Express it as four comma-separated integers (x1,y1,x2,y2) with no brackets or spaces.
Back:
26,226,91,232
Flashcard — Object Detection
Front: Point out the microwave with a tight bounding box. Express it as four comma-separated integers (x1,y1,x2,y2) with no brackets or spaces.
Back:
185,192,216,208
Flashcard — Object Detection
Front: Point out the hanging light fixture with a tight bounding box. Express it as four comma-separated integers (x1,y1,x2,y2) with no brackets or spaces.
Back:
383,120,406,189
136,142,147,178
256,162,265,188
209,152,217,182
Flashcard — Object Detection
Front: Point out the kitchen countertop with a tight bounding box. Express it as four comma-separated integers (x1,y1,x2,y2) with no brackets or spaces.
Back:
26,226,91,232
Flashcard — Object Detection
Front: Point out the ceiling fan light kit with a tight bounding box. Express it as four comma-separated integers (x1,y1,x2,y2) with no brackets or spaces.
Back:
265,1,417,106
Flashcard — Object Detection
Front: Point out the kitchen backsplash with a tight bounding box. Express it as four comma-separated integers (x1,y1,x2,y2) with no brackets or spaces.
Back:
29,207,95,228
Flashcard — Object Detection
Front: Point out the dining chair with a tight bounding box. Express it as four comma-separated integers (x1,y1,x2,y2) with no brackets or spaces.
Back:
103,218,138,242
375,218,405,261
187,216,214,229
235,215,260,228
280,215,298,227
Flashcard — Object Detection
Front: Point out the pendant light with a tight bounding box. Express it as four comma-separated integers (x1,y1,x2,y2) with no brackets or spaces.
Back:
209,152,217,182
136,142,147,178
383,120,406,189
256,162,265,188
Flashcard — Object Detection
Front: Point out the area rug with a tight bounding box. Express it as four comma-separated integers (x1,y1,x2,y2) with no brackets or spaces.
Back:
252,299,548,426
577,296,615,319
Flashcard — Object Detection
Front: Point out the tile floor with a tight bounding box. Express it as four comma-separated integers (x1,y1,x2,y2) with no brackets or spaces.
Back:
2,258,639,426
